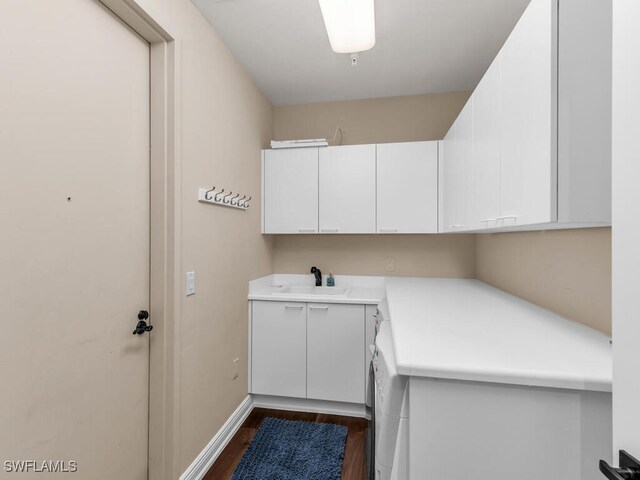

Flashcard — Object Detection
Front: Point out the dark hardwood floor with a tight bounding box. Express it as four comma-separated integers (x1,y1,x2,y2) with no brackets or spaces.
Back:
204,408,368,480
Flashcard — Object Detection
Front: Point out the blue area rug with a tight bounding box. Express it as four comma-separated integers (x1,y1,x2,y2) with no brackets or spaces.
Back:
231,417,348,480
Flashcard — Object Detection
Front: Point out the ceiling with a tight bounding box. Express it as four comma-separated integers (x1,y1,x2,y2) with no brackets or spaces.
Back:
192,0,531,106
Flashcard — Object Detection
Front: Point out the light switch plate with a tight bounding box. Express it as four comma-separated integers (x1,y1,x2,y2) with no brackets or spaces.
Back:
186,271,196,296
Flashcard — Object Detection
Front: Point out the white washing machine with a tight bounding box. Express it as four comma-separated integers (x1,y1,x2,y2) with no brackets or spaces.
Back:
366,299,390,415
370,320,409,480
366,299,391,479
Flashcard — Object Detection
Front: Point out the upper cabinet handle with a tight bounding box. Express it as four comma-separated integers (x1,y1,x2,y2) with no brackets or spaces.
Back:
320,228,339,233
309,305,329,311
496,215,518,220
379,228,398,233
284,304,304,310
480,218,497,223
298,228,316,233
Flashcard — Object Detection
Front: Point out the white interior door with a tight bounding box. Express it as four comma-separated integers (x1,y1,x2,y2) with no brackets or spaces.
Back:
612,0,640,466
0,1,150,478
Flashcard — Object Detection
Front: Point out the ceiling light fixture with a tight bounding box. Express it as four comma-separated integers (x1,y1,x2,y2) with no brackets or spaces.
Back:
319,0,376,54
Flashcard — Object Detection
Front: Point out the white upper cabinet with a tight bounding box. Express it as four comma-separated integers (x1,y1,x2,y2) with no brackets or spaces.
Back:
499,0,555,228
262,148,319,234
440,0,611,232
441,122,457,232
456,102,474,230
319,145,376,234
376,141,439,233
263,143,440,235
472,56,502,230
441,102,473,232
556,0,612,223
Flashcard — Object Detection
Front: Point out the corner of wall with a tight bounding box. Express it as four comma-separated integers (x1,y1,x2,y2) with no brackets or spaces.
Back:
474,228,612,334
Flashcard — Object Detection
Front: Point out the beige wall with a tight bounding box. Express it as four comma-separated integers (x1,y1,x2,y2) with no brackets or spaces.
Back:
132,0,273,475
273,91,471,146
175,16,273,479
476,228,612,334
273,235,477,278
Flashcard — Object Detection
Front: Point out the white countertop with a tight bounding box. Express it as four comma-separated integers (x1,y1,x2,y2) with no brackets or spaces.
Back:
385,278,612,392
248,274,385,305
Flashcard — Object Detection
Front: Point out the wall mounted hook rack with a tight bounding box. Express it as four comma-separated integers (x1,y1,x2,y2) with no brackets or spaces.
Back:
198,186,250,210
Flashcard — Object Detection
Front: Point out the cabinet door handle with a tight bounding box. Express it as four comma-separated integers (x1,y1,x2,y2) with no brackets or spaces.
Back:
309,306,329,311
284,304,304,310
298,228,316,233
447,224,464,228
320,228,339,233
496,215,518,220
378,228,398,233
479,218,497,223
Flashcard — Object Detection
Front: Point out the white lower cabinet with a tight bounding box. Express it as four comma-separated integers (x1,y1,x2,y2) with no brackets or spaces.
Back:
250,300,368,404
251,301,307,398
307,304,365,403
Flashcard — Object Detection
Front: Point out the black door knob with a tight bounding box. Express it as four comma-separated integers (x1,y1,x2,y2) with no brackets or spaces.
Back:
132,320,153,335
600,451,640,480
133,310,152,335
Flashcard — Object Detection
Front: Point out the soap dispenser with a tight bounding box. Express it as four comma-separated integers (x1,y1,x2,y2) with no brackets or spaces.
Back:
327,273,335,287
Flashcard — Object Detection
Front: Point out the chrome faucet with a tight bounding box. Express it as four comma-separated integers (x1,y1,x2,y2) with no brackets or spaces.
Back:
310,266,322,287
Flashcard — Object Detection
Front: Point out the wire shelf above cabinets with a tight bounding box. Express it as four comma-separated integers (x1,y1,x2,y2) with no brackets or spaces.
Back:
198,186,251,210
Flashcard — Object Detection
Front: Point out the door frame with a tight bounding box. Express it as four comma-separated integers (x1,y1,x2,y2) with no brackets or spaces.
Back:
95,1,181,478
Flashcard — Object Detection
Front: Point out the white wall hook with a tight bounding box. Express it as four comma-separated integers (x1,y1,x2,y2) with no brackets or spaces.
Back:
198,187,250,210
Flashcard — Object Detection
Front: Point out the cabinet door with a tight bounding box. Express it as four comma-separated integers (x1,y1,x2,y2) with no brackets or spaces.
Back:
456,101,473,231
263,148,318,233
472,56,502,230
500,0,556,227
319,145,376,233
441,122,457,232
442,102,473,233
307,303,365,403
251,301,307,398
377,142,438,233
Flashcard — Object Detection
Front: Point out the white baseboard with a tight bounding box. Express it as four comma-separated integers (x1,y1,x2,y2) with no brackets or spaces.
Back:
252,394,368,419
179,395,254,480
